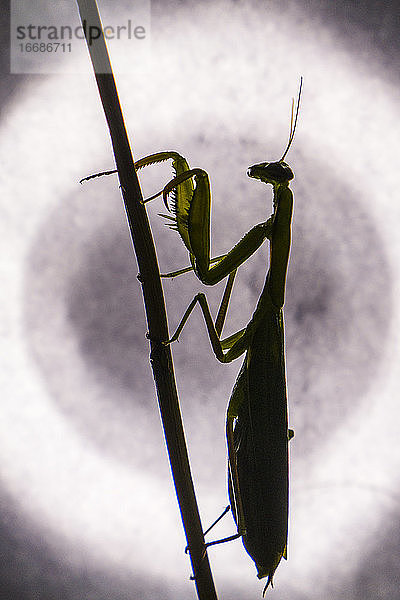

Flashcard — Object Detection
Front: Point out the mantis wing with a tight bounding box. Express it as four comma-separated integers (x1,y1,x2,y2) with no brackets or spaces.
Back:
228,304,289,590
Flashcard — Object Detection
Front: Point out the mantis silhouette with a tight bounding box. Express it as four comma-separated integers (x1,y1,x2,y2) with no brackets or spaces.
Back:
81,79,301,591
144,80,302,592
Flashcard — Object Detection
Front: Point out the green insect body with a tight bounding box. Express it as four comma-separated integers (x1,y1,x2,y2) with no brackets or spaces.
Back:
155,156,295,591
82,81,301,592
138,79,301,591
226,173,293,590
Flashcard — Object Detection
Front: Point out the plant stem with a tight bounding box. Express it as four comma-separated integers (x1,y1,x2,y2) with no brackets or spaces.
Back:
75,1,218,598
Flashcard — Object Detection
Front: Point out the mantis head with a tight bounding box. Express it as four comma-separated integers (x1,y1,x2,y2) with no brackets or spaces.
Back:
247,161,294,185
248,77,302,187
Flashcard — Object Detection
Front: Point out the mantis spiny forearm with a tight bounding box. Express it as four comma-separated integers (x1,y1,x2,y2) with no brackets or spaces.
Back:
80,153,272,284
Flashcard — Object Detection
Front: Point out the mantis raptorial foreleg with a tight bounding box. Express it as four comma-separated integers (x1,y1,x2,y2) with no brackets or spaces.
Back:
142,152,273,284
81,152,272,285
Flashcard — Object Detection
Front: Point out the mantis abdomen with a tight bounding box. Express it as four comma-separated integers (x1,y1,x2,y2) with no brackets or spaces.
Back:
233,302,289,585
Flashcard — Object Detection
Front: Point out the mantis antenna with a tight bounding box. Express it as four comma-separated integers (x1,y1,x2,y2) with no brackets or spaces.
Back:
280,76,303,162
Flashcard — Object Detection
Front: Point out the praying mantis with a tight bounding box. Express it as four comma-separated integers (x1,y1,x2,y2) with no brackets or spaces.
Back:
81,79,301,592
141,80,302,592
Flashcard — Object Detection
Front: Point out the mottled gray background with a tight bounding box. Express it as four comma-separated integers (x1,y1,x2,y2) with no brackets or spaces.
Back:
1,1,400,598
